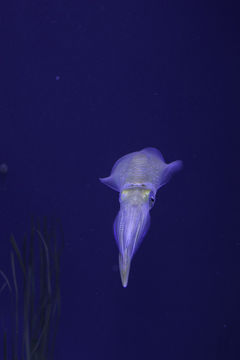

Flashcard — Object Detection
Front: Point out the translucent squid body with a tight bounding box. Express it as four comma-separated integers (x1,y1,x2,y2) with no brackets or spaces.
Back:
100,147,182,287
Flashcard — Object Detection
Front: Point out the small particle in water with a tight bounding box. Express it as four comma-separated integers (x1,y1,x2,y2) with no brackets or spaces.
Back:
0,163,8,174
56,75,60,80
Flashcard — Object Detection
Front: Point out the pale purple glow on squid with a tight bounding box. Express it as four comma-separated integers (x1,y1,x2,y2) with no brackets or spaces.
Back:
100,147,182,287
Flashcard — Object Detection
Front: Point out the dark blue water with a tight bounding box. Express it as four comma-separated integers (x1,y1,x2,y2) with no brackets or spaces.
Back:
0,1,239,359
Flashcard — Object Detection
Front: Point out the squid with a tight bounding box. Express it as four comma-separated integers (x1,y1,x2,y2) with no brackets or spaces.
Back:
100,147,182,287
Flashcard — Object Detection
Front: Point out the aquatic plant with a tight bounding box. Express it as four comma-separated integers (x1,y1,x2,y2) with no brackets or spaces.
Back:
1,217,63,360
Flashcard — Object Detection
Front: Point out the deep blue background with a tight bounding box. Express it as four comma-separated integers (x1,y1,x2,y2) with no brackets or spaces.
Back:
0,1,239,359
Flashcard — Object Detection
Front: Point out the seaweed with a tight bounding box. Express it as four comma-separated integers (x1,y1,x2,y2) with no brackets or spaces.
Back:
1,217,64,360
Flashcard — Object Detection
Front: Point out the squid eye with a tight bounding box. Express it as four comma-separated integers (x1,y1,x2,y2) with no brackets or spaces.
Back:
149,192,155,208
120,190,128,202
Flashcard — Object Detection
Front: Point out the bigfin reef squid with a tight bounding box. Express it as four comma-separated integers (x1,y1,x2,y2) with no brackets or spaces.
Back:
100,147,182,287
